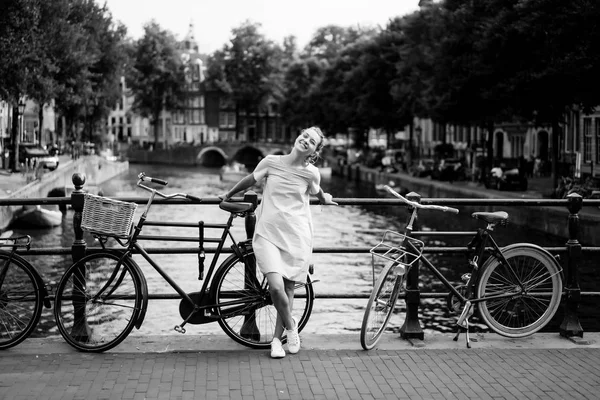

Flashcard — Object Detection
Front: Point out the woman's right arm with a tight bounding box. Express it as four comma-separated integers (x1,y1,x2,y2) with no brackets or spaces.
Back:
221,174,257,200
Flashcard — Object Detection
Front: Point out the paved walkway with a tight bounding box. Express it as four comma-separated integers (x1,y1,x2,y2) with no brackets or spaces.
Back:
1,333,600,399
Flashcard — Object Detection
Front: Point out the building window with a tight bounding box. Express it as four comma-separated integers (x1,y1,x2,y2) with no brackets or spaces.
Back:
219,112,235,128
192,110,201,124
595,118,600,164
511,135,525,158
268,120,276,138
583,117,592,163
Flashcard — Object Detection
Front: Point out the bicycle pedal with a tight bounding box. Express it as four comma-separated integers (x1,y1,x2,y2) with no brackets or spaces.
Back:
174,325,186,334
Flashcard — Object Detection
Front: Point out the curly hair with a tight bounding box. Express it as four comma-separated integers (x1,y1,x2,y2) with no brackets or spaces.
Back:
302,126,325,165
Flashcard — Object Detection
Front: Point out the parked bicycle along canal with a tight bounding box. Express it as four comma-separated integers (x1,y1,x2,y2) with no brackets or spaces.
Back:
12,163,599,339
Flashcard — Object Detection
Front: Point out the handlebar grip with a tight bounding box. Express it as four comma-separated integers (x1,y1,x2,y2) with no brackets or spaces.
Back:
148,177,168,186
186,194,201,202
445,207,460,214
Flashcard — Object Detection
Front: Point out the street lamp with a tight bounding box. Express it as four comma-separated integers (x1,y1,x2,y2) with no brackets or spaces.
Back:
18,100,25,142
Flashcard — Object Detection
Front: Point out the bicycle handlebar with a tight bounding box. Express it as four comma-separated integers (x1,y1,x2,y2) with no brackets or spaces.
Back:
384,185,459,214
137,172,201,202
139,174,168,186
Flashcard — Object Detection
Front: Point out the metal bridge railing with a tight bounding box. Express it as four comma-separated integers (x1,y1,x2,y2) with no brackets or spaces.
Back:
1,172,599,339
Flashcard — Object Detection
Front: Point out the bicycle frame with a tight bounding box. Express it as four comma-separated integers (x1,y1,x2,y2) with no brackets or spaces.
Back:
91,181,264,333
403,216,522,307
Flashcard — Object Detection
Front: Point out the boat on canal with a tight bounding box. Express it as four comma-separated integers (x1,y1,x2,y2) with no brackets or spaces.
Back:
11,205,63,228
219,162,248,184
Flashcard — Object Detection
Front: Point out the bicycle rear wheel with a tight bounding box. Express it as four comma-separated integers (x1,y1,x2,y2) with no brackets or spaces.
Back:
360,261,404,350
0,252,44,350
53,252,143,352
477,244,563,338
212,253,314,349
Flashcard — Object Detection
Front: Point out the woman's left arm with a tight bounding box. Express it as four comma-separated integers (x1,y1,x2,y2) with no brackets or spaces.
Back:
316,188,338,205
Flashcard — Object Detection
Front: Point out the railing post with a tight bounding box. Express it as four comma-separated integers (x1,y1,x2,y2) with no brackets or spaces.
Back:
70,172,90,341
241,190,259,340
560,193,584,338
71,173,87,263
400,192,424,340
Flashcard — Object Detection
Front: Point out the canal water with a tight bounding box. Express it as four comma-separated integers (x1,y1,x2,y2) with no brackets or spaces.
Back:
13,163,598,339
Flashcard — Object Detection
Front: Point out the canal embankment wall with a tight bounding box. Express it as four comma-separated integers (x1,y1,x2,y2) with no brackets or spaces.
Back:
333,162,600,247
0,156,129,231
127,147,199,166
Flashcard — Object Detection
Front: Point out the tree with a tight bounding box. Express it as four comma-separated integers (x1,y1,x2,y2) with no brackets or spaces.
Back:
206,21,280,141
466,0,600,186
0,0,42,170
280,57,328,130
127,21,186,147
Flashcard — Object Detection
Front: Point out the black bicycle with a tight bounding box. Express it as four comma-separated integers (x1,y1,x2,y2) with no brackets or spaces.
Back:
53,173,315,352
0,231,51,349
361,185,563,350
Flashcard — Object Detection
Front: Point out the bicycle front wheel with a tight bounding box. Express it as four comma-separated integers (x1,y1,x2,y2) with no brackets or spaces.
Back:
477,244,563,338
212,253,314,349
0,252,44,350
360,261,404,350
53,252,143,352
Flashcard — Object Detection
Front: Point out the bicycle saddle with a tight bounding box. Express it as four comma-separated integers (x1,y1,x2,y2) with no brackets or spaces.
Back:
471,211,508,225
219,201,254,214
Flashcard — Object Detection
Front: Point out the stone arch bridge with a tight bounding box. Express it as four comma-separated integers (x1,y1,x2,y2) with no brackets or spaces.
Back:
127,142,292,169
196,142,291,168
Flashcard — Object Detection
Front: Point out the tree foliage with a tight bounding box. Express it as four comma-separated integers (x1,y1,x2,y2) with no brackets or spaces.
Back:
126,21,186,146
205,21,281,140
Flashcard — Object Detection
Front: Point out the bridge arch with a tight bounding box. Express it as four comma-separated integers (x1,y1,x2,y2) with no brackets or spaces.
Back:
231,146,266,170
196,146,228,167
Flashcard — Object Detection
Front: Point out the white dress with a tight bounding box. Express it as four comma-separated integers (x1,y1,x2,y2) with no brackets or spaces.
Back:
252,155,321,283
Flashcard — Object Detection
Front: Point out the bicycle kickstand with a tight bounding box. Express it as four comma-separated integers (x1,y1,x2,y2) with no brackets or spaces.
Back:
454,301,473,349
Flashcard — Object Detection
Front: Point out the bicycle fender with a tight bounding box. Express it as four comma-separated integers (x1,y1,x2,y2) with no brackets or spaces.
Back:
485,242,565,281
127,258,148,330
105,250,149,329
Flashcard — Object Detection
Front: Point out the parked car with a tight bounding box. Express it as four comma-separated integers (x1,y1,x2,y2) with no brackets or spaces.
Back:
431,158,465,181
18,143,60,171
82,142,96,155
410,158,435,178
484,164,528,191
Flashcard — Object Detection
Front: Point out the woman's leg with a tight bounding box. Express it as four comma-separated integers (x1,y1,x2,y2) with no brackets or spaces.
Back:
284,278,295,318
266,272,294,340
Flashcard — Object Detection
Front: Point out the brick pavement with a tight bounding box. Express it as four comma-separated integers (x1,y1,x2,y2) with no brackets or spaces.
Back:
2,334,600,400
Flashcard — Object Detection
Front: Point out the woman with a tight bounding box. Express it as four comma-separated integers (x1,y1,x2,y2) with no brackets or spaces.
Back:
219,126,337,358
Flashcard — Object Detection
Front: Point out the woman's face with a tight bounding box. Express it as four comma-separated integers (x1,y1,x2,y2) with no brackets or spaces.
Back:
294,129,321,154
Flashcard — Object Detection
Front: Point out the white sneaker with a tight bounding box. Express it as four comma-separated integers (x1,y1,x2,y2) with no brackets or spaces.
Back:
270,338,285,358
286,317,300,354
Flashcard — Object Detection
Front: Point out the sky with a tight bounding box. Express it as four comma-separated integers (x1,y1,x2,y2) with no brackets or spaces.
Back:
100,0,420,54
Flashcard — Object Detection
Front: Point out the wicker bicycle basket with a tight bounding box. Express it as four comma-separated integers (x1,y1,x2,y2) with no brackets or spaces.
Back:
81,193,137,239
370,230,425,280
